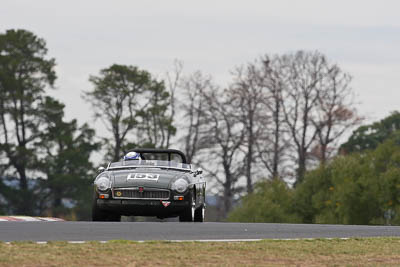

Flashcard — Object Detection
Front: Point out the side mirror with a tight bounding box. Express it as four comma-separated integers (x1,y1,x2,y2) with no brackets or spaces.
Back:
98,166,105,173
194,168,203,176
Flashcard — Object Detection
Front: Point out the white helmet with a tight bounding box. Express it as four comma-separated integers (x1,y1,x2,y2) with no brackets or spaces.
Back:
124,151,141,160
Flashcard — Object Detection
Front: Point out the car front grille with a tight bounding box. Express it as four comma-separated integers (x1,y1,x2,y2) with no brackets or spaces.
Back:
113,188,170,200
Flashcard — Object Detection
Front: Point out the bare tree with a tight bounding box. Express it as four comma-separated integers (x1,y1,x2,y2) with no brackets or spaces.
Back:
311,65,362,163
198,86,245,217
280,51,326,184
259,57,288,180
254,56,290,180
178,71,215,163
271,50,361,184
164,60,183,148
230,64,267,192
230,55,291,184
170,52,360,220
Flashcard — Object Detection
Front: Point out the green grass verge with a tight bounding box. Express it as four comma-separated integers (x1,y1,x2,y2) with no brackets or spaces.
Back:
1,238,400,266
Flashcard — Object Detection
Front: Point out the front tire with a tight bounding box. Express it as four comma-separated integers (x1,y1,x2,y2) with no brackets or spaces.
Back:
179,191,195,222
194,204,205,222
92,193,121,222
92,199,107,221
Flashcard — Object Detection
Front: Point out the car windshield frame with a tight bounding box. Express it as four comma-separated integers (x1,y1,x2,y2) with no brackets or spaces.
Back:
107,159,192,171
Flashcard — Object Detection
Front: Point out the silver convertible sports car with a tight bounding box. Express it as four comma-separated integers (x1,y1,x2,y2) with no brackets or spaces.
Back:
92,148,206,222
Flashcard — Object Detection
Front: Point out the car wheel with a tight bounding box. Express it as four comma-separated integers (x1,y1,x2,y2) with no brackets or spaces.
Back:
179,191,195,222
106,214,121,222
92,205,121,222
92,193,121,222
194,204,205,222
92,199,108,221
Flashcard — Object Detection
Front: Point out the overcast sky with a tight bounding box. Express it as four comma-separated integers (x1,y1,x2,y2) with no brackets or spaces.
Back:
1,0,400,133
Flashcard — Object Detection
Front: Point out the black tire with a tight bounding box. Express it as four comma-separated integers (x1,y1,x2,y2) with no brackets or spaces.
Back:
179,191,195,222
194,204,205,222
92,193,121,222
106,213,121,222
92,198,107,221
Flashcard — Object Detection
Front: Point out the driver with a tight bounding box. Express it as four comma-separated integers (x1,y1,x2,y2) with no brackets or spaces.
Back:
123,151,141,161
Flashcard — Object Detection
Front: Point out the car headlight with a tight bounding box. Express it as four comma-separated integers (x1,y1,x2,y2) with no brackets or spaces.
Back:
172,178,189,193
95,176,111,191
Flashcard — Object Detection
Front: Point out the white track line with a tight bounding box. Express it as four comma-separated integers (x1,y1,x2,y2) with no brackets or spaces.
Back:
2,238,354,245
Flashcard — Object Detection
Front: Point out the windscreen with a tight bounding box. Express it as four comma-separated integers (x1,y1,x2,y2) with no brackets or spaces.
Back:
109,160,191,170
137,152,185,163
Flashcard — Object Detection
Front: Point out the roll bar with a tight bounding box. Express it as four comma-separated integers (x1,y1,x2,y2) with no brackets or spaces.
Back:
127,148,188,164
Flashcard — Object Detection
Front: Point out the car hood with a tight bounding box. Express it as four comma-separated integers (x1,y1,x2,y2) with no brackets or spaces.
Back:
111,168,187,189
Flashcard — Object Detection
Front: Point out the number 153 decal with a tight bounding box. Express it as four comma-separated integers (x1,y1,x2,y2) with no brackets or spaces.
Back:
127,173,160,181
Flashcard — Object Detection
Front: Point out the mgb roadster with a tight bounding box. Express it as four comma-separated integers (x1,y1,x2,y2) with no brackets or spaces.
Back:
92,148,206,222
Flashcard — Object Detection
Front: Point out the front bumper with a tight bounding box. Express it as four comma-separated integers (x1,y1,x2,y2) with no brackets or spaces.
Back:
96,198,190,218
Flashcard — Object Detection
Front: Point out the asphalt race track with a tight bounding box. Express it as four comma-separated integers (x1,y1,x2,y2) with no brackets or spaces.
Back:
1,222,400,242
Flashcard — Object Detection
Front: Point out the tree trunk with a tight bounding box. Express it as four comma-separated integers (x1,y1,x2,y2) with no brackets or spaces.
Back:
223,180,232,218
222,163,233,218
272,96,281,179
52,188,62,217
246,123,254,193
296,152,307,185
16,165,33,215
113,138,121,162
320,144,327,165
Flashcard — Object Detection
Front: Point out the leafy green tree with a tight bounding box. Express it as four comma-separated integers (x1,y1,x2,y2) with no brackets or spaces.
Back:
229,132,400,225
85,64,175,162
292,165,334,223
340,111,400,154
0,29,56,214
85,64,150,162
136,79,176,148
295,132,400,225
228,179,300,223
294,155,378,224
35,97,100,219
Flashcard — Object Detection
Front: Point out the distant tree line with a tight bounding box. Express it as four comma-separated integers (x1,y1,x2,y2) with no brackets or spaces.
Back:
229,112,400,225
179,52,361,218
0,28,374,222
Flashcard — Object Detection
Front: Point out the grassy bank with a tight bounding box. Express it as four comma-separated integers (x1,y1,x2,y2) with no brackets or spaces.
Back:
1,238,400,266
